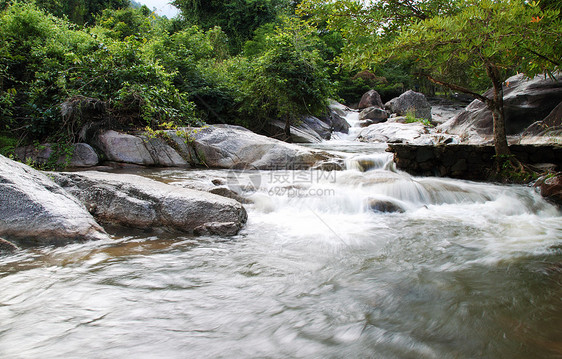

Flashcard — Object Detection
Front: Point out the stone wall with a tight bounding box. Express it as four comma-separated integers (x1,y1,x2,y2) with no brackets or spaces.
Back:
387,144,562,180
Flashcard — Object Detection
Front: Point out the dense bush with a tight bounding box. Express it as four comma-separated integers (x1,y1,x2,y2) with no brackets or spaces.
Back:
0,3,198,144
235,17,334,131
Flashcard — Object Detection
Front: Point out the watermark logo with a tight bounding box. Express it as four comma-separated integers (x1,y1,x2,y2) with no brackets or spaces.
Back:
226,164,262,195
226,158,338,198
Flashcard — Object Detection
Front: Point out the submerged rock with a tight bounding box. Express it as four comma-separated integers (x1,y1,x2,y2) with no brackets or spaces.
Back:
385,90,432,120
51,171,248,236
0,155,108,245
367,198,405,213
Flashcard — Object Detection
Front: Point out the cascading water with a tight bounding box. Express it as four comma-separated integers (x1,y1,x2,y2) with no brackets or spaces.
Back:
1,107,561,359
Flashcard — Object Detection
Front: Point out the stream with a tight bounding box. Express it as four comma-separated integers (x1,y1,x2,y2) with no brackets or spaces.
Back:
1,111,562,358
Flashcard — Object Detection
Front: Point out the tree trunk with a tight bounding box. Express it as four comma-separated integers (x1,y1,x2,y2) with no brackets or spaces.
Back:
485,64,510,158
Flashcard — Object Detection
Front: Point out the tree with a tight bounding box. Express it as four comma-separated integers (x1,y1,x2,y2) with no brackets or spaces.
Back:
384,0,561,165
237,17,333,136
171,0,282,53
297,0,463,68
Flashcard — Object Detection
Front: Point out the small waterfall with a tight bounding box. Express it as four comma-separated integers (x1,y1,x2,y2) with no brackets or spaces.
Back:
345,153,395,172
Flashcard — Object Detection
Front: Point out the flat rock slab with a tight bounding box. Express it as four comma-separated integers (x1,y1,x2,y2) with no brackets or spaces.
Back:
51,171,248,236
0,155,108,246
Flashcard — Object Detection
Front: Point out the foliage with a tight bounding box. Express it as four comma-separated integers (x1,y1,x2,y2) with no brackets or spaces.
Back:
404,111,432,127
0,3,197,145
172,0,284,53
2,0,130,25
389,0,561,86
236,17,334,130
95,7,155,40
297,0,464,70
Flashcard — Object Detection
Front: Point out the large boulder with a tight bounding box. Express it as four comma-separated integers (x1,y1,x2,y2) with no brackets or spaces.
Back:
326,102,352,134
184,125,337,169
0,155,108,245
385,90,432,120
358,107,389,126
94,126,338,170
534,173,562,205
522,100,562,137
358,90,384,109
96,130,189,167
51,171,248,236
302,116,331,140
266,116,331,143
440,73,562,138
14,143,99,168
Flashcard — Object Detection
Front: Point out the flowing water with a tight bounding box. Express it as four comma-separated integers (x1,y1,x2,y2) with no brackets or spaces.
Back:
1,113,562,358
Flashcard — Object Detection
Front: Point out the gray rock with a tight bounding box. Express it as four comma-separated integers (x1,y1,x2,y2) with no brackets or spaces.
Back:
358,122,429,144
96,130,153,165
327,111,351,134
267,118,329,143
385,90,432,120
534,173,562,205
170,180,251,204
440,73,562,138
367,198,405,213
96,130,188,167
51,171,248,236
14,143,99,168
327,101,352,134
358,90,384,109
0,155,108,245
358,107,389,124
185,125,337,170
94,126,339,170
302,116,331,140
522,100,562,136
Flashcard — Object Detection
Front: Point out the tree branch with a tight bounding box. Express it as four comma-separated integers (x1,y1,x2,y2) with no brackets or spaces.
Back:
524,47,561,67
421,73,490,104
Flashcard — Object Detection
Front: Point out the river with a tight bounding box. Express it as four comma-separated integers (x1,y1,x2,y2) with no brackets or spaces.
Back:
1,111,561,358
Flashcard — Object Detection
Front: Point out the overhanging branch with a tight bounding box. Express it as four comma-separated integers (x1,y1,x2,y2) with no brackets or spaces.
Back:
524,48,561,67
421,73,490,105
